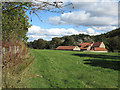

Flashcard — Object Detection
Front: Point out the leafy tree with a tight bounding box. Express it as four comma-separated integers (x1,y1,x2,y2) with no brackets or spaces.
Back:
49,37,62,49
37,39,48,49
2,2,31,41
62,36,75,46
2,1,73,41
32,40,38,49
27,41,33,48
28,39,48,49
102,28,120,52
107,36,120,52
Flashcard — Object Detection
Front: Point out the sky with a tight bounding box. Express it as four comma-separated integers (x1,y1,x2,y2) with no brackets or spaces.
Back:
26,0,119,42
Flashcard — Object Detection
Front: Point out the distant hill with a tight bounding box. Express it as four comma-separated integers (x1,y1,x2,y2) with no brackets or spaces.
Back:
102,28,120,38
93,28,120,40
92,28,120,52
27,28,120,52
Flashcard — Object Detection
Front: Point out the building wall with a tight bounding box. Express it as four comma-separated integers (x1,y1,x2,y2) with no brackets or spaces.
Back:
90,51,108,53
87,43,94,51
73,46,80,51
99,42,105,48
87,46,91,51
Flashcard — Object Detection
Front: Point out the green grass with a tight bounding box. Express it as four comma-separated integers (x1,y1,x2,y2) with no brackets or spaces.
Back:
21,49,119,88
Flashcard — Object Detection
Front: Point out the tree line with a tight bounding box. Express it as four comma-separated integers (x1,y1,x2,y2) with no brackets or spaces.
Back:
27,28,120,52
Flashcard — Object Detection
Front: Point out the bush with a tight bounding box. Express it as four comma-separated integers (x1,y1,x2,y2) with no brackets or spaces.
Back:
2,39,35,88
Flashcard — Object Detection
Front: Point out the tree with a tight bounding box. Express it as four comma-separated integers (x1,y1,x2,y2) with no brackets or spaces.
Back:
2,2,73,41
2,1,73,20
62,36,75,46
29,39,48,49
27,41,33,48
36,39,48,49
49,37,62,49
2,2,31,41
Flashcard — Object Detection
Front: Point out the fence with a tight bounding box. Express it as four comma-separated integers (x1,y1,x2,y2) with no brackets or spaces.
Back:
2,46,20,54
2,40,21,54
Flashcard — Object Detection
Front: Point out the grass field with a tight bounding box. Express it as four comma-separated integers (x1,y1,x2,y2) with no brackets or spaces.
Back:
21,49,119,88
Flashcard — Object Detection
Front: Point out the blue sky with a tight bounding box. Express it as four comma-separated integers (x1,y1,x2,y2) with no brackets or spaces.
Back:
26,0,118,42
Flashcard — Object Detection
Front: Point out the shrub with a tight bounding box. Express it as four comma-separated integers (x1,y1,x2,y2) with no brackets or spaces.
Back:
2,39,35,88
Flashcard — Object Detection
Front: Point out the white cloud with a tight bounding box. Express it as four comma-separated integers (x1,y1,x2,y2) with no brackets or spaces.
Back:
28,25,80,36
86,28,95,34
47,16,66,25
70,2,118,17
84,28,101,35
47,1,118,26
92,26,118,31
28,25,41,34
47,10,117,26
27,25,100,41
27,25,80,41
32,0,118,2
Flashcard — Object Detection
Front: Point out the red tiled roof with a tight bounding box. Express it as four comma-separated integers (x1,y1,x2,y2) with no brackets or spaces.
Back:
56,46,76,50
92,42,102,47
94,47,107,51
78,42,93,50
79,42,92,47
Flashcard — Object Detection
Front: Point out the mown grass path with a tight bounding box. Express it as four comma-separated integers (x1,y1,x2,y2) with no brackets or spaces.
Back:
22,49,119,88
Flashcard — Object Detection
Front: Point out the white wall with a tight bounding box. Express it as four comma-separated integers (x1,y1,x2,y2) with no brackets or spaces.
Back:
87,43,94,51
73,46,80,51
99,42,105,48
90,51,107,53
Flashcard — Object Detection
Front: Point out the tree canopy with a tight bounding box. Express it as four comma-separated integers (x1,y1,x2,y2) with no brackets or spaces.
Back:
2,2,31,41
2,1,73,41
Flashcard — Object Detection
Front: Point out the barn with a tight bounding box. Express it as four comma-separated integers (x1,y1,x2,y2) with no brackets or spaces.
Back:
78,42,107,52
56,46,80,51
56,42,107,52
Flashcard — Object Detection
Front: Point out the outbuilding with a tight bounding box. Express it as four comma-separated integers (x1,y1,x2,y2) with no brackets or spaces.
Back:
78,42,108,52
56,46,80,51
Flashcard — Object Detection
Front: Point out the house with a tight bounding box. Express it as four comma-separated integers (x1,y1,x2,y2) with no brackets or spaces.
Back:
56,42,107,52
56,46,80,51
78,42,107,52
78,42,93,51
90,42,107,52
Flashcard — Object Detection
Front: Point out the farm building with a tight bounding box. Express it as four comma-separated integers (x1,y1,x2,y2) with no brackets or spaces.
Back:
56,42,107,52
78,42,93,51
78,42,107,52
56,46,80,51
